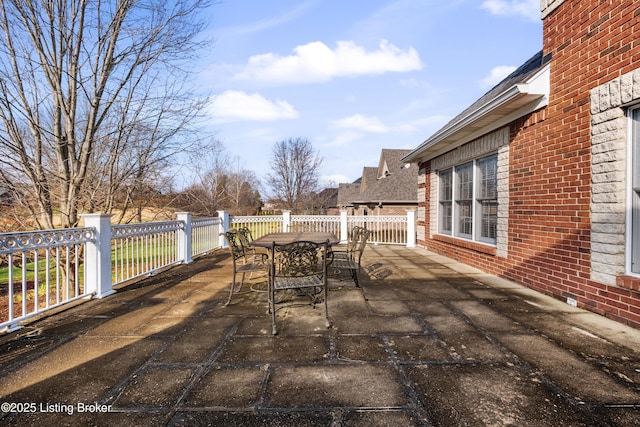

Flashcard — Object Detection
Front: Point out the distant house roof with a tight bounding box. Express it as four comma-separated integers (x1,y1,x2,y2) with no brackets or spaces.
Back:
403,50,551,163
338,148,418,207
317,187,338,209
337,183,360,207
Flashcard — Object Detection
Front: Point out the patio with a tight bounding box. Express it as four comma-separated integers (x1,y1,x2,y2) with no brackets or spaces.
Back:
1,245,639,426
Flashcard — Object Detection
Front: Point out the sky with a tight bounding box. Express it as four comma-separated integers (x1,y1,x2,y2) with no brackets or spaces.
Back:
190,0,543,189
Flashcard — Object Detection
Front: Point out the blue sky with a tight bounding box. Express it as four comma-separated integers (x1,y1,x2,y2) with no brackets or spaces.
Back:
192,0,542,188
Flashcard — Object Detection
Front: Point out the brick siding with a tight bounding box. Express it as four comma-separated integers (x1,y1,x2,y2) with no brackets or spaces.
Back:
416,0,640,328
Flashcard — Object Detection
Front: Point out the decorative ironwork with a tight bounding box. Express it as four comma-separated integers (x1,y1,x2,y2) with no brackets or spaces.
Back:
112,221,182,238
273,241,321,278
0,228,95,254
193,217,221,228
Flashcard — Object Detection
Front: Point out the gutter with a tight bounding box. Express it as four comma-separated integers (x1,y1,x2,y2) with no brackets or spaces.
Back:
402,61,550,164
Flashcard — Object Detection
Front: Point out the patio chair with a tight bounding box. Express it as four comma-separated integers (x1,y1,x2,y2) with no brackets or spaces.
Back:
330,227,370,287
236,227,269,258
221,230,268,306
268,240,331,335
332,226,363,260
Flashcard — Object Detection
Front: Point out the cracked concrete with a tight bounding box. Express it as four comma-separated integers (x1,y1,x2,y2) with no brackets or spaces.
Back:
1,246,639,426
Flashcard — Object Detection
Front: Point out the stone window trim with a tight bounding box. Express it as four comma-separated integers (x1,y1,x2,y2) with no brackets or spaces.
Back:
590,68,640,286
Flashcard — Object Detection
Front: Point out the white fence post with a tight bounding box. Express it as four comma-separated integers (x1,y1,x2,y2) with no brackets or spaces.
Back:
340,209,348,243
176,212,193,264
406,209,416,248
217,210,230,247
283,210,291,231
81,213,115,298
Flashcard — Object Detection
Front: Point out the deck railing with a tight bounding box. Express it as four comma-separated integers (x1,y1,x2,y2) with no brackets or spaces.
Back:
0,210,414,332
1,213,222,332
227,210,415,246
0,228,95,333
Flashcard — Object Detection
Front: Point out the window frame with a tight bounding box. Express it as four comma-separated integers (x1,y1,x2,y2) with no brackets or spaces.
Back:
437,154,498,245
455,162,474,239
628,107,640,275
438,169,453,235
476,155,499,244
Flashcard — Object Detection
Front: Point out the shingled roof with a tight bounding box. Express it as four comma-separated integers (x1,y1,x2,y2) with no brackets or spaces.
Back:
338,149,418,207
403,50,550,163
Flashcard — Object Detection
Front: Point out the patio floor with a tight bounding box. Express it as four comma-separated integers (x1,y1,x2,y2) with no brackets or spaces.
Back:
1,245,640,426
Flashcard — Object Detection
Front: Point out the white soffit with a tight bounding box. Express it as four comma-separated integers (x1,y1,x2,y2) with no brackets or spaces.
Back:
404,63,550,163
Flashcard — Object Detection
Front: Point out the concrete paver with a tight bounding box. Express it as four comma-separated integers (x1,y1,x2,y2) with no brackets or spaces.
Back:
0,246,639,426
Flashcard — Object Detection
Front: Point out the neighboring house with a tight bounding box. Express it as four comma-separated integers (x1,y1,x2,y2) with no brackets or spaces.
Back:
315,187,338,215
403,0,640,328
338,149,418,216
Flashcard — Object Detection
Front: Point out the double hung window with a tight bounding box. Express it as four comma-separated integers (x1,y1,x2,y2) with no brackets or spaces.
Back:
439,170,453,234
438,154,498,244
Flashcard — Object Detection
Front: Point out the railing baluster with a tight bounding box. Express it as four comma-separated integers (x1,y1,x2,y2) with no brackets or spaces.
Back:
34,251,39,312
45,249,51,309
8,254,13,323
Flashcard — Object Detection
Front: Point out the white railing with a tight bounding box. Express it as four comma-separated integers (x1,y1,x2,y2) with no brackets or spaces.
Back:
347,215,408,245
111,221,182,285
192,217,223,257
291,215,341,235
226,210,415,246
229,215,284,237
1,209,413,333
1,213,222,332
0,228,95,332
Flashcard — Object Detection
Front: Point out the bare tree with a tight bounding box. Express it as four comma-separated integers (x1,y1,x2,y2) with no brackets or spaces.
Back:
0,0,210,229
266,137,322,212
180,141,262,215
223,157,260,214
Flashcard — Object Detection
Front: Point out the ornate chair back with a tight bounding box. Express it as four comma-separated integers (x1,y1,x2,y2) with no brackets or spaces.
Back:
268,240,330,335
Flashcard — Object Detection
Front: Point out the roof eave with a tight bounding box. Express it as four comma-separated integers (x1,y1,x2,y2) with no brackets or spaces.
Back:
402,63,550,164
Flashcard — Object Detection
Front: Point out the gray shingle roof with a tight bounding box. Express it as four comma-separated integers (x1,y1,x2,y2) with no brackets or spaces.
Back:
444,50,547,131
403,50,549,163
337,149,418,206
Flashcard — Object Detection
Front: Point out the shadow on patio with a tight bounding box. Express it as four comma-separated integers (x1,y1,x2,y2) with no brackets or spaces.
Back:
1,245,639,426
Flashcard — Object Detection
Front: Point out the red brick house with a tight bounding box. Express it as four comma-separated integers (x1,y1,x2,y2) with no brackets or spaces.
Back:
403,0,640,328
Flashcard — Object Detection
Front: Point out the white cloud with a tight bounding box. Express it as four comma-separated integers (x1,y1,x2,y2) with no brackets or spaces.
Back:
330,114,389,133
481,0,540,21
321,130,363,148
234,39,422,84
210,90,299,123
479,65,517,88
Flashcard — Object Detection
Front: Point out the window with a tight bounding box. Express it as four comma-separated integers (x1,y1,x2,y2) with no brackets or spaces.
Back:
477,156,498,243
437,155,498,244
455,162,473,238
439,169,452,234
631,109,640,274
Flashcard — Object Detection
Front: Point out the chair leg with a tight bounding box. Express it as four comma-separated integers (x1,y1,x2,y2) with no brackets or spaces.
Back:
351,268,360,287
224,273,238,306
270,286,278,335
323,283,330,329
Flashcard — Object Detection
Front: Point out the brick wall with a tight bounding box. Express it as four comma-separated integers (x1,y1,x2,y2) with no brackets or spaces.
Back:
417,0,640,328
